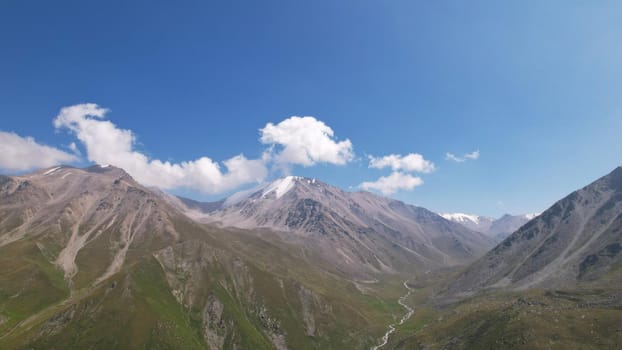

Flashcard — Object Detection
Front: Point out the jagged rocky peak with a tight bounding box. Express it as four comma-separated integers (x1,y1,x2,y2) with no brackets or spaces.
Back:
260,175,324,199
601,166,622,191
214,175,337,209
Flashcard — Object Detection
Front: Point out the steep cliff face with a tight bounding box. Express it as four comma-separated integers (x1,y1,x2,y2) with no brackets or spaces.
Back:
443,167,622,297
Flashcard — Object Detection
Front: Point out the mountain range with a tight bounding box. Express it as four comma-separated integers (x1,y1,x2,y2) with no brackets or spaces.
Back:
0,165,492,349
440,212,539,241
166,176,496,277
1,165,621,349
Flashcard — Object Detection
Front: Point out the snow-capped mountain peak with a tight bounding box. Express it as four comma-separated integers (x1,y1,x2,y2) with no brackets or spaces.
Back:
439,212,494,234
440,213,485,225
441,211,541,241
262,175,301,199
217,176,323,208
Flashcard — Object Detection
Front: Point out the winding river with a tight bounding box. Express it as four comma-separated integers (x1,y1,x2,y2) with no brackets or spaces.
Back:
371,280,415,350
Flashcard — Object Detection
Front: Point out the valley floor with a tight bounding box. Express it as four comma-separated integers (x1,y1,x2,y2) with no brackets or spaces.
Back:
372,280,415,350
383,287,622,349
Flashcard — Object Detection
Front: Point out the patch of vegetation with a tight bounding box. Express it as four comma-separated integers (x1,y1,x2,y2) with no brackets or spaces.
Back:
0,240,69,334
1,257,206,349
386,288,622,349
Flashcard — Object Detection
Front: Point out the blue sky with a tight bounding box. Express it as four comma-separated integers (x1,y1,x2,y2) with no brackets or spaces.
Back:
1,1,621,217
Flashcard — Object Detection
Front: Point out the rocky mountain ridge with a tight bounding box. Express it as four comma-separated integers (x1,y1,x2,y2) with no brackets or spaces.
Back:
165,175,496,277
442,166,622,298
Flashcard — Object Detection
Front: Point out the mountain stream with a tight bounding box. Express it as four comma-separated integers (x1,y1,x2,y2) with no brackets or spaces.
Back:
371,280,415,350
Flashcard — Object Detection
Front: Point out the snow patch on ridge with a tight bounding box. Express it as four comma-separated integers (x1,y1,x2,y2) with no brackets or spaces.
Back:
263,176,300,199
223,183,268,207
440,212,482,225
43,166,61,175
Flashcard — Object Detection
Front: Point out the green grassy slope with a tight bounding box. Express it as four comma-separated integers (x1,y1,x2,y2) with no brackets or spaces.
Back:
385,288,622,349
1,257,205,350
0,240,69,335
0,218,416,349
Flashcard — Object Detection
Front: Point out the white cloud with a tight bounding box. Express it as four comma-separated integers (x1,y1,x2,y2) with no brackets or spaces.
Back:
259,116,353,166
445,149,480,163
54,103,267,194
465,150,480,160
368,153,435,173
0,131,78,171
445,153,465,162
359,171,423,195
362,152,434,194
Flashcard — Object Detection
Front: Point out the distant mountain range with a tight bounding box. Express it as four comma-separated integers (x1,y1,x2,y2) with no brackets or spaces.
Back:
440,212,540,240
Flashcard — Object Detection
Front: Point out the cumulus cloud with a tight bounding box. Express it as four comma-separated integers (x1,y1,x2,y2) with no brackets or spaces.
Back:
0,131,78,171
360,172,423,195
259,116,354,166
368,153,435,173
361,152,434,195
54,103,267,194
445,150,480,163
